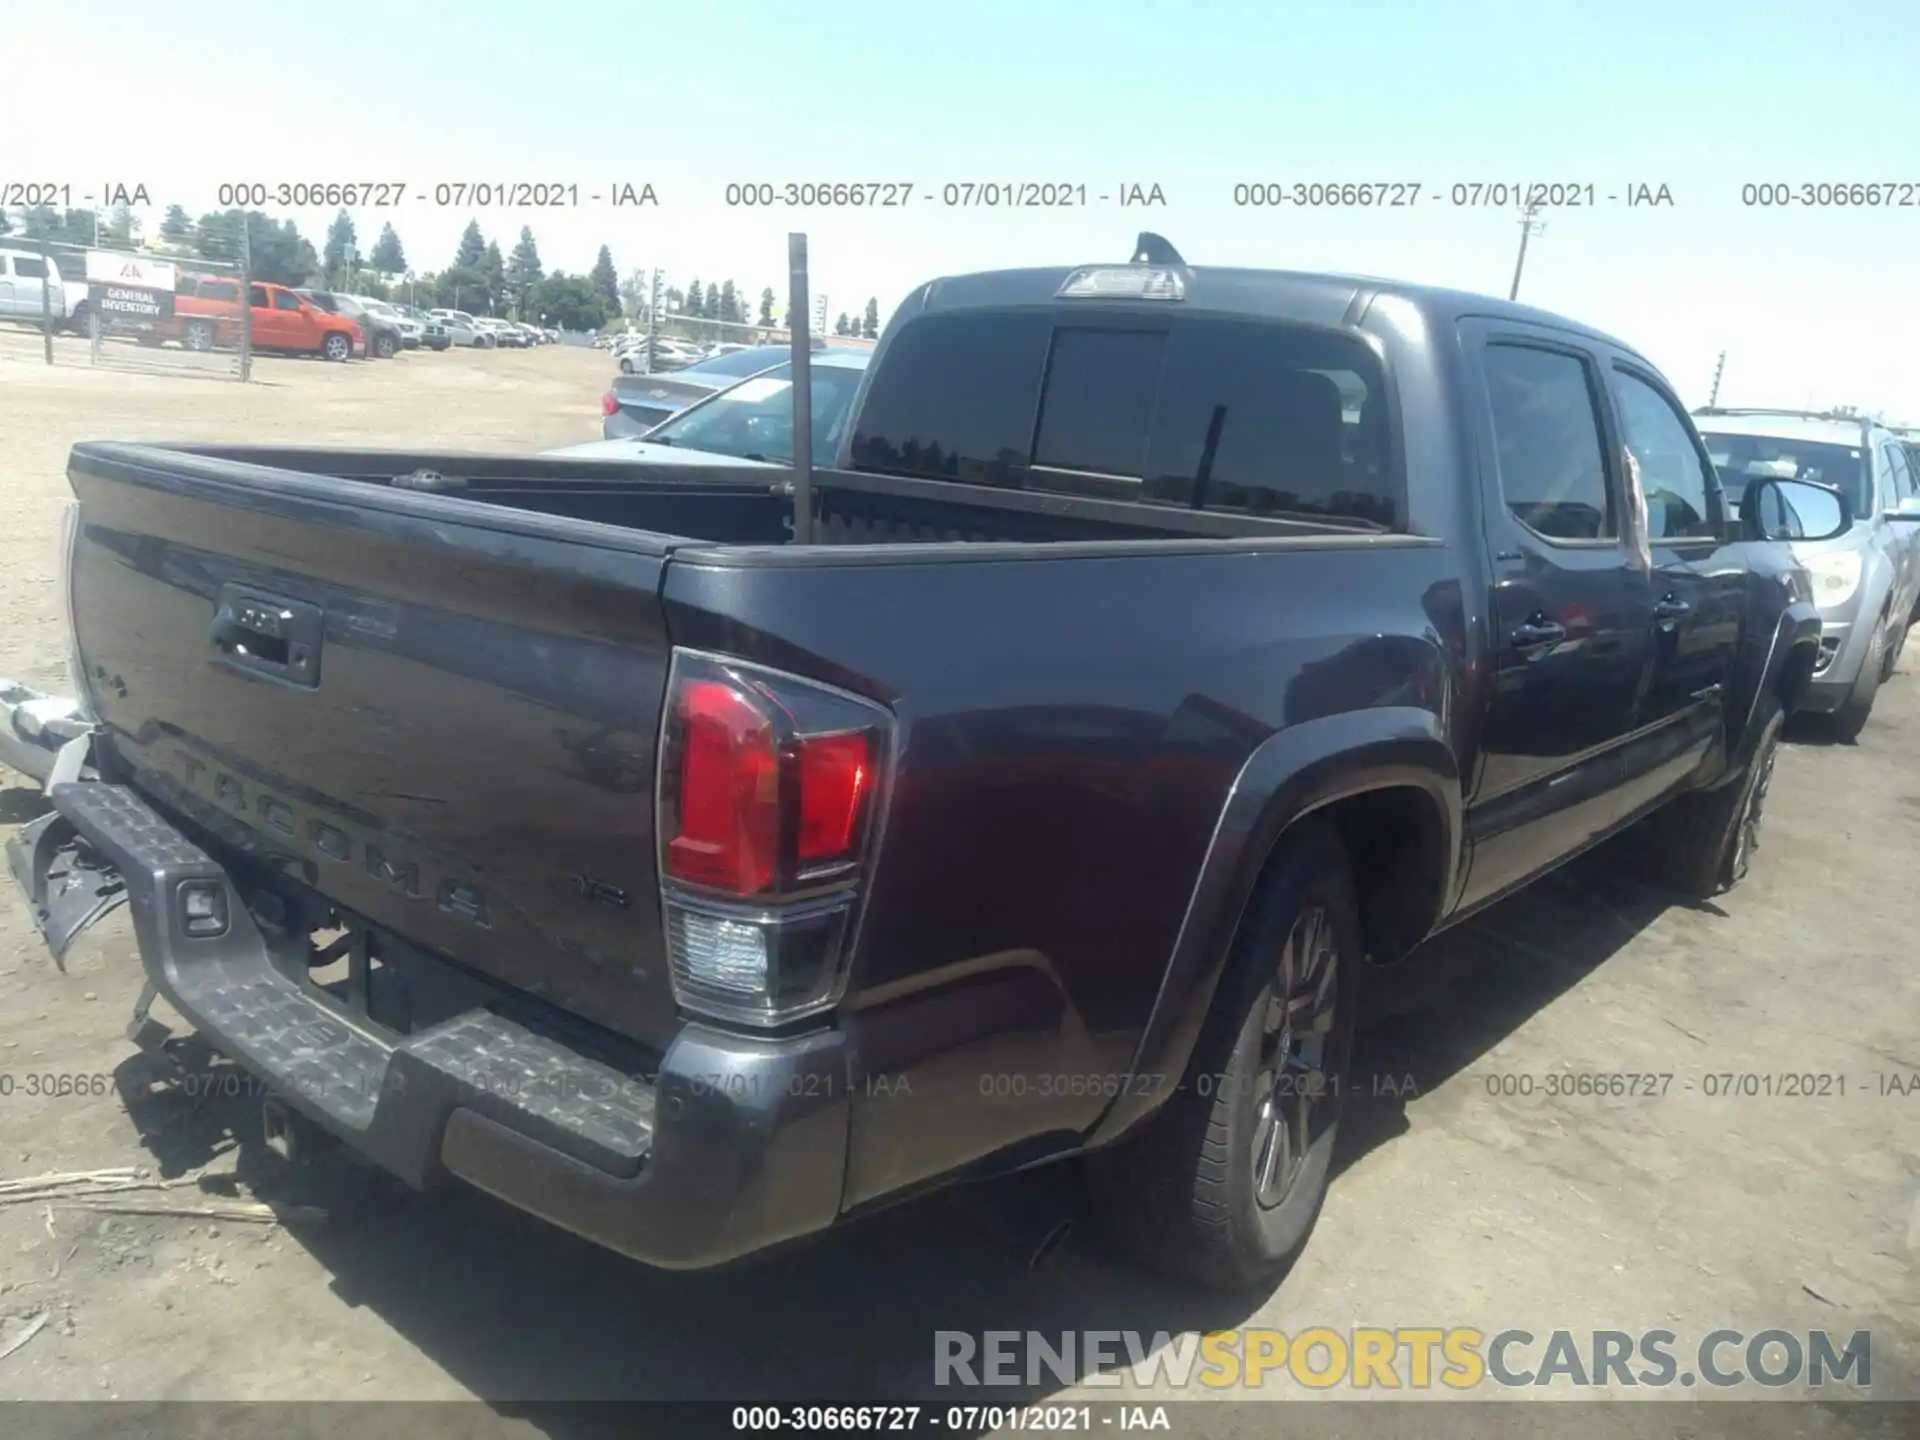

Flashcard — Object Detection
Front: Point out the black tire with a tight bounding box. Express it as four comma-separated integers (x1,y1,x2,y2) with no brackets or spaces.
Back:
66,302,89,336
1880,614,1905,683
1087,820,1360,1292
619,356,634,374
373,331,398,359
1638,698,1785,898
321,331,352,363
183,320,215,352
1833,617,1886,743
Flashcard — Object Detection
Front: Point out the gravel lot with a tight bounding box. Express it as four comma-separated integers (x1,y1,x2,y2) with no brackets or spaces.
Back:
0,327,1914,1433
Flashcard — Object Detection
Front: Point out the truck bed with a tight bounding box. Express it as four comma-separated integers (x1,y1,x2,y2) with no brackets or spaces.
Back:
154,443,1376,548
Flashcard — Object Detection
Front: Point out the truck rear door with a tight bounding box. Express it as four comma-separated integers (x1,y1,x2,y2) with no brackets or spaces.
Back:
64,445,686,1049
1454,319,1655,911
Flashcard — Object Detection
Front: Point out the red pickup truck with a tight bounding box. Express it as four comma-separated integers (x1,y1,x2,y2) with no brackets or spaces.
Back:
163,278,364,360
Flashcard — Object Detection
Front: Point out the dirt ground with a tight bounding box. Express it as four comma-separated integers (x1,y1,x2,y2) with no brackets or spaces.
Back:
0,327,1915,1433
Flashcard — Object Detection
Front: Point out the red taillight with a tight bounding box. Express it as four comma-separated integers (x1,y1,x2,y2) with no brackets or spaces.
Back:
602,391,619,417
797,732,871,864
665,680,778,895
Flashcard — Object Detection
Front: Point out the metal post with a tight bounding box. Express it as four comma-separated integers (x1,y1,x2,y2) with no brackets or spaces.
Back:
787,233,814,544
647,267,661,374
237,222,254,382
38,238,54,364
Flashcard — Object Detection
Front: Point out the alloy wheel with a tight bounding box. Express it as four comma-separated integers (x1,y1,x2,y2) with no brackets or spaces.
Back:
1250,904,1341,1210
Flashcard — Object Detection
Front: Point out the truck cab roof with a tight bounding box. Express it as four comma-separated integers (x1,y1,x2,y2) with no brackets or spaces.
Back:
902,262,1655,366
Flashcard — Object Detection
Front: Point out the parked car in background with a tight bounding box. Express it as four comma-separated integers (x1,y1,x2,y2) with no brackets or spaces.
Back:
394,304,451,351
472,318,519,348
0,248,92,333
567,349,871,458
10,248,1844,1292
355,298,422,349
598,340,840,438
1696,407,1920,739
618,336,704,374
429,309,484,346
166,278,363,360
298,290,403,359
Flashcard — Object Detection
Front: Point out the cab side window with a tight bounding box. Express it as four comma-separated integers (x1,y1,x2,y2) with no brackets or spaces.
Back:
1610,369,1720,540
273,290,303,311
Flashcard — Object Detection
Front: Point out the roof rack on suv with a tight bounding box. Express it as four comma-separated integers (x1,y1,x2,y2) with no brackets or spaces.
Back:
1691,407,1871,425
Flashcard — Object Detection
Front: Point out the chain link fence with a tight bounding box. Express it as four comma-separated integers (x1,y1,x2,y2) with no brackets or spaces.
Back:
6,230,252,380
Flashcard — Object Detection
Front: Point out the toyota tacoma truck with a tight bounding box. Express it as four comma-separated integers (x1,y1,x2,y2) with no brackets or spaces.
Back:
3,238,1845,1291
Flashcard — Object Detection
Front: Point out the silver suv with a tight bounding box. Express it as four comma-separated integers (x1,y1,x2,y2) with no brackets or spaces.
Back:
1696,408,1920,739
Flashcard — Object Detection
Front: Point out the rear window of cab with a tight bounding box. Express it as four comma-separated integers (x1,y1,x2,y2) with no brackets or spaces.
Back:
848,310,1401,530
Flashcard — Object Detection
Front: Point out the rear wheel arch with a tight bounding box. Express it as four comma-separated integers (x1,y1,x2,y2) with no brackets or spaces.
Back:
1086,710,1461,1150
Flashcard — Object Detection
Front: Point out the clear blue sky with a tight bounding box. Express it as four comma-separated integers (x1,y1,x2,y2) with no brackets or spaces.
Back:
7,0,1917,413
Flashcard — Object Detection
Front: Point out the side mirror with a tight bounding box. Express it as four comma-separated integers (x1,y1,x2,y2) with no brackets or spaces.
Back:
1740,476,1851,544
1881,496,1920,523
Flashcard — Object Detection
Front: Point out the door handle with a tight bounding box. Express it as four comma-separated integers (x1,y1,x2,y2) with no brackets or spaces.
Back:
1654,594,1691,620
1510,617,1566,652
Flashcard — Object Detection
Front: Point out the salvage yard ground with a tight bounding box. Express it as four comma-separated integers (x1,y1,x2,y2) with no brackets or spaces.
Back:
0,329,1915,1432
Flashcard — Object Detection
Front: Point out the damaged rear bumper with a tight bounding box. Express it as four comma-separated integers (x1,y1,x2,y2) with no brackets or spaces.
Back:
9,774,853,1270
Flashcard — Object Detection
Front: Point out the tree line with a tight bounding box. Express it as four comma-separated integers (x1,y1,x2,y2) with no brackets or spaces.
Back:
0,201,880,337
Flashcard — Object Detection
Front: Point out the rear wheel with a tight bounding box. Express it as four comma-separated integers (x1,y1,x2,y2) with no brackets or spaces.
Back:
1833,616,1886,743
1088,820,1360,1292
183,320,215,352
373,332,398,359
321,331,351,363
1637,698,1784,897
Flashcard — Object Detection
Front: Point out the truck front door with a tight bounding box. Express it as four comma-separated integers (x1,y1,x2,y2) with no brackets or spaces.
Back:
248,283,283,349
1456,321,1655,912
1602,360,1743,812
4,252,51,320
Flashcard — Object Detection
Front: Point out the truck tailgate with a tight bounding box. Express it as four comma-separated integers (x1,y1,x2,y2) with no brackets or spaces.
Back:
65,444,682,1049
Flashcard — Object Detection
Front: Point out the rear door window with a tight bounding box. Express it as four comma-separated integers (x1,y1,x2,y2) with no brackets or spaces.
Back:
1481,343,1614,541
12,255,48,280
850,310,1400,528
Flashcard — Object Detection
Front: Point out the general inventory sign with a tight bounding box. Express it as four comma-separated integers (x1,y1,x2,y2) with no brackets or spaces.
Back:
91,284,175,321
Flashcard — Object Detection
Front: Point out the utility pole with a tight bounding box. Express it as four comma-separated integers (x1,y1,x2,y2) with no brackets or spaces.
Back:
1708,350,1726,407
1508,201,1546,302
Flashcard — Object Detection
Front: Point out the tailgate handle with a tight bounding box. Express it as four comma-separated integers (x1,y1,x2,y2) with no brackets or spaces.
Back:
211,586,323,687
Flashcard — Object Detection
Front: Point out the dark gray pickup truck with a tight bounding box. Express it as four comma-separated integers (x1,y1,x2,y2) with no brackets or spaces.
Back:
5,242,1847,1292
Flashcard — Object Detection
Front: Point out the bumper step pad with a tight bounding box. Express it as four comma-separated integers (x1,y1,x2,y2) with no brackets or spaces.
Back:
47,781,654,1186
